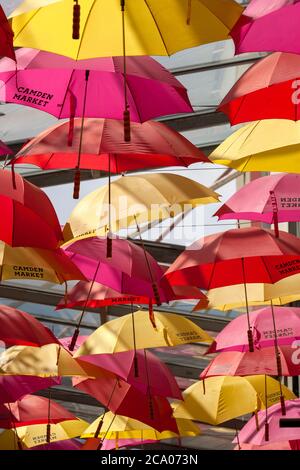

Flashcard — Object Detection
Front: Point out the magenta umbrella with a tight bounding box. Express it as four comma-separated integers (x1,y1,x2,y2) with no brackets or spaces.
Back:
231,1,300,55
28,439,82,451
235,399,300,445
214,173,300,236
0,48,192,122
0,376,61,404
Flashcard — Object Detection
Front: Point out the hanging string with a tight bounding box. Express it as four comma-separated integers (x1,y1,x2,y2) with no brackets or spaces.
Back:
241,257,254,352
121,0,131,141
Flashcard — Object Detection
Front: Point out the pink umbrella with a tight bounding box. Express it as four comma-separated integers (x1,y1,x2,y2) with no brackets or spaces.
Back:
234,440,300,450
77,349,182,399
231,2,300,55
201,346,300,378
0,376,61,404
82,437,155,450
208,306,300,353
28,439,82,450
243,0,297,19
235,400,300,445
0,48,192,122
215,174,300,232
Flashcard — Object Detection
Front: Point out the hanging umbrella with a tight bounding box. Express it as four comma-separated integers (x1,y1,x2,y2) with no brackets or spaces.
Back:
0,395,77,428
0,5,15,61
0,49,193,121
219,53,300,125
231,1,300,56
201,346,300,378
56,280,207,311
210,120,300,173
28,439,82,450
234,440,300,451
173,375,295,424
63,173,219,241
235,400,300,446
0,304,59,347
0,419,88,449
73,375,178,433
0,241,85,284
0,376,60,404
208,306,300,353
75,349,182,399
0,169,62,249
74,310,213,357
10,0,243,59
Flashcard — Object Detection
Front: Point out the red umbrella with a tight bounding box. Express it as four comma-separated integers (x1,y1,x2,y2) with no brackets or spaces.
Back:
0,305,59,347
219,52,300,124
0,376,61,405
77,349,182,400
0,6,15,61
0,395,76,428
73,375,178,434
0,169,62,249
11,118,208,172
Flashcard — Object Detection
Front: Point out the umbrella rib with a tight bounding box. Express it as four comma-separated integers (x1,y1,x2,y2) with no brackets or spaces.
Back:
11,7,41,41
143,0,170,55
58,69,76,120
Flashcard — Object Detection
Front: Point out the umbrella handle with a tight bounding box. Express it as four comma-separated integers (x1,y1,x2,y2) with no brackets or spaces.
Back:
69,327,80,351
123,109,131,142
264,422,269,441
94,418,104,439
73,168,81,199
46,423,51,443
152,282,161,307
72,0,80,39
247,329,254,352
280,395,286,416
106,236,112,258
134,353,139,378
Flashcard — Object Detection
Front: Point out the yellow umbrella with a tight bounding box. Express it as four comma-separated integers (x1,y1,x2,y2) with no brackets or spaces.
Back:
74,310,213,357
11,0,243,59
209,120,300,173
0,343,103,378
81,411,200,441
173,376,295,425
198,275,300,311
63,173,220,242
0,240,85,284
0,419,88,449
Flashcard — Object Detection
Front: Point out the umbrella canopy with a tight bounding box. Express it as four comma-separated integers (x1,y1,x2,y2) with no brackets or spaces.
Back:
0,5,15,61
12,119,208,173
173,376,295,424
201,346,300,378
231,2,300,56
28,438,82,450
63,173,219,240
10,0,243,59
0,376,60,404
75,349,182,399
0,49,192,121
219,53,300,124
74,375,178,433
0,395,76,428
215,173,300,225
74,310,213,356
0,241,85,284
234,440,300,451
56,281,207,311
0,169,62,249
208,306,300,353
236,399,300,446
210,120,300,173
0,419,88,449
0,304,58,347
165,227,300,289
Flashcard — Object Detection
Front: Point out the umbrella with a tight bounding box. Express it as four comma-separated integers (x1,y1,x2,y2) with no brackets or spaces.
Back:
234,440,300,451
0,169,62,249
0,241,85,284
74,310,213,357
10,0,243,59
74,375,178,433
75,349,182,399
215,173,300,237
219,53,300,125
208,306,300,353
0,395,76,428
201,346,300,378
0,419,88,449
0,304,59,347
81,415,200,448
0,376,61,404
56,280,207,311
0,49,193,121
28,439,82,450
63,172,219,240
209,120,300,173
173,376,295,424
235,400,300,445
0,5,15,61
231,1,300,56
